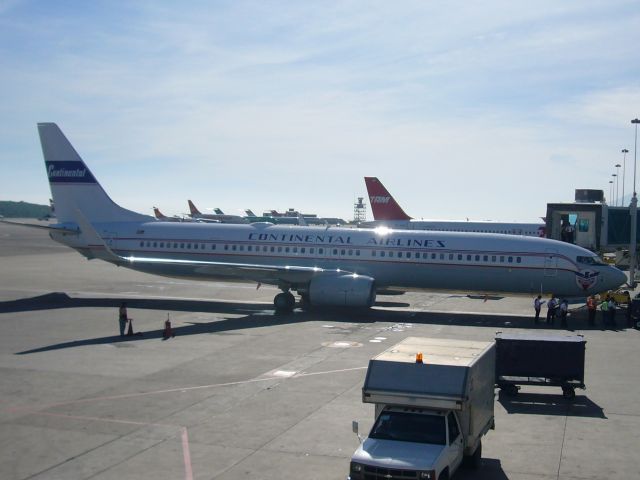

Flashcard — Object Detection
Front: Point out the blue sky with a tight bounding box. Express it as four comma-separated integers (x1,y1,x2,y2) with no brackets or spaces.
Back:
1,0,639,222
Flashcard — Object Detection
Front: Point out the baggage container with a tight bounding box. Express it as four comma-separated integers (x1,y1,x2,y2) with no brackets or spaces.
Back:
495,332,586,399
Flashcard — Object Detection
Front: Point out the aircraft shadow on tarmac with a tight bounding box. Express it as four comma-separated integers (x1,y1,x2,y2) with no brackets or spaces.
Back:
2,291,620,355
497,391,606,419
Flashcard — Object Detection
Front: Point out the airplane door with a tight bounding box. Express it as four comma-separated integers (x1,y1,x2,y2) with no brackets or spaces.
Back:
544,248,558,276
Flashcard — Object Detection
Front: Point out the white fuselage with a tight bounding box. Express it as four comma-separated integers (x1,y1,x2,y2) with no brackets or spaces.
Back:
52,221,625,297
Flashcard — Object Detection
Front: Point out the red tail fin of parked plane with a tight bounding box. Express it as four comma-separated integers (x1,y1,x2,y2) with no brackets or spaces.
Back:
187,200,201,216
364,177,412,221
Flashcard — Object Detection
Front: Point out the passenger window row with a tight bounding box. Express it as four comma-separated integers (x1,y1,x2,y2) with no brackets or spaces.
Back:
136,241,522,263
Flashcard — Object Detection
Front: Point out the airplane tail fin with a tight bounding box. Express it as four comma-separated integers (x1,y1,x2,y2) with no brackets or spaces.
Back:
245,209,256,217
39,123,151,224
364,177,412,221
153,207,165,219
188,200,201,216
214,208,224,215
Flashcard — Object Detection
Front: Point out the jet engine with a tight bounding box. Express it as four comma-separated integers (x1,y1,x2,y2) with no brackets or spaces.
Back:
308,274,376,307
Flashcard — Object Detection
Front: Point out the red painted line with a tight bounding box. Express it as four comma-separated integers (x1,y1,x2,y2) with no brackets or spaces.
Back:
182,427,194,480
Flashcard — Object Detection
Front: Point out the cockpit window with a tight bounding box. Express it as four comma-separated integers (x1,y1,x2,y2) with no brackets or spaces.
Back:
577,255,605,266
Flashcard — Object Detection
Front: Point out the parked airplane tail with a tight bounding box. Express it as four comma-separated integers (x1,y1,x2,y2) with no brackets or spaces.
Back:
188,199,202,216
38,123,151,224
153,207,166,219
364,177,412,221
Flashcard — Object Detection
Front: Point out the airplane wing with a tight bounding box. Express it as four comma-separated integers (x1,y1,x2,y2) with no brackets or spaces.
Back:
0,219,80,235
117,254,330,285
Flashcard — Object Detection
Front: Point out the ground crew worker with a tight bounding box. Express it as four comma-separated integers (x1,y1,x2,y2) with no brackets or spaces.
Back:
587,295,597,326
608,297,616,327
546,296,557,324
534,295,546,324
559,299,569,328
119,302,129,336
600,296,609,325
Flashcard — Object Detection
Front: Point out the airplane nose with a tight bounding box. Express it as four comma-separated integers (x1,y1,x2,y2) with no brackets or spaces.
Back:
609,267,628,290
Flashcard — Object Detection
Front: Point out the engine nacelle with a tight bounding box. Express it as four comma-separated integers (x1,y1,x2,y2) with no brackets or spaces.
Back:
308,274,376,307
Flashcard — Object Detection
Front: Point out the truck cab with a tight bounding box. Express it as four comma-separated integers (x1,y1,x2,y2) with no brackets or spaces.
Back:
350,407,463,480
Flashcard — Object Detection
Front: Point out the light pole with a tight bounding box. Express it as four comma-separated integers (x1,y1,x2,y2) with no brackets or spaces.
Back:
622,149,629,205
634,119,640,195
612,174,618,206
609,180,614,204
615,165,621,206
629,119,640,287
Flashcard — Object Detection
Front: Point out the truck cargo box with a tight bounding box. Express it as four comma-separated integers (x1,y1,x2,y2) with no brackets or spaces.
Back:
362,337,495,439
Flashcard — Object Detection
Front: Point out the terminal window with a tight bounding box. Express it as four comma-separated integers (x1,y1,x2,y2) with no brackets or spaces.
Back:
578,219,589,232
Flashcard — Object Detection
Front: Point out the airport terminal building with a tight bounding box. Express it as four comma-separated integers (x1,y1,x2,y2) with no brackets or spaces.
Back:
546,188,640,252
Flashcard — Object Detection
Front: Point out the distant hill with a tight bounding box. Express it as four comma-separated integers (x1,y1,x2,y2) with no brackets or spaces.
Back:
0,201,52,219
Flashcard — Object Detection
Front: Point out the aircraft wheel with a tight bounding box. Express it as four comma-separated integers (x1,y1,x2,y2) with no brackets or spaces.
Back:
274,292,295,313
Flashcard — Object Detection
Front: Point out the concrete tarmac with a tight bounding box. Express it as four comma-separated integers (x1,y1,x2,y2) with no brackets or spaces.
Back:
1,222,639,480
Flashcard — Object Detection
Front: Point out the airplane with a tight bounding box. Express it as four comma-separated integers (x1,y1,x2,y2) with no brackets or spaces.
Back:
363,177,546,237
187,200,248,224
264,210,300,225
153,207,186,222
31,123,626,313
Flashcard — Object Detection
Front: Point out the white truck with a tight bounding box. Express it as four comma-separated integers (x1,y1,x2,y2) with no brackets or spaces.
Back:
349,337,495,480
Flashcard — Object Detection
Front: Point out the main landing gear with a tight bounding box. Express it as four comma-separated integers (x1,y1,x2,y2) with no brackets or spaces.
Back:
274,291,296,313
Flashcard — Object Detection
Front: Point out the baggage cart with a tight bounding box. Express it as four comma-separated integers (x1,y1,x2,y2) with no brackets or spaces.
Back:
495,332,586,399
